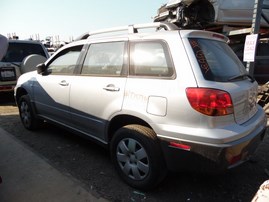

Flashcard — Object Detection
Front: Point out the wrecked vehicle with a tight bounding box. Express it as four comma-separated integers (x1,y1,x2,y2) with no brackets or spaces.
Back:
154,0,269,29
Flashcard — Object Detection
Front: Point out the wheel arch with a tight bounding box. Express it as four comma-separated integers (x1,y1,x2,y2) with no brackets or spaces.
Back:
107,114,152,144
15,87,38,119
15,87,28,104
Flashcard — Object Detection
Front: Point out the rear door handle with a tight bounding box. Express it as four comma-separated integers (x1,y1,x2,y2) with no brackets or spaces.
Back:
59,80,69,86
103,84,120,92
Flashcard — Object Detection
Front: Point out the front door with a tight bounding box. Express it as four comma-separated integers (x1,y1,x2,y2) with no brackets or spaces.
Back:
33,45,83,125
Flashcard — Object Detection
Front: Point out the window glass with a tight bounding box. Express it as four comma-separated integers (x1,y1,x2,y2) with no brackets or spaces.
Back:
130,41,173,77
1,42,47,62
81,42,125,76
189,39,247,82
47,45,83,75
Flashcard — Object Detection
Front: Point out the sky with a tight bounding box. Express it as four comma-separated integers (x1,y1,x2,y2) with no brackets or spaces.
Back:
0,0,166,42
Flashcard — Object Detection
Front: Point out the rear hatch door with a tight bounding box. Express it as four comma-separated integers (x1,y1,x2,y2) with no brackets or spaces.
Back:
186,35,258,124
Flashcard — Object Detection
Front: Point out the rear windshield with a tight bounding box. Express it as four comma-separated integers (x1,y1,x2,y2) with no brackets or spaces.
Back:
189,38,247,82
1,42,47,63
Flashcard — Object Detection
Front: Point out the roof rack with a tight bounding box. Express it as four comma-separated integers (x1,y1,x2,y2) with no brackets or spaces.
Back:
75,22,179,41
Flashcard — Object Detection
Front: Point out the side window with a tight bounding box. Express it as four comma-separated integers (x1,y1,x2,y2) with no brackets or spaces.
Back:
47,45,83,75
130,41,174,77
81,42,125,76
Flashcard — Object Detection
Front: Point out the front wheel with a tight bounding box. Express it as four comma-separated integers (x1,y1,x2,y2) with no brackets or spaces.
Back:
110,124,167,190
18,95,42,130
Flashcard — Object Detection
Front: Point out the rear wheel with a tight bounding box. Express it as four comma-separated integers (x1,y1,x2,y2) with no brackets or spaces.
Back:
18,95,42,130
110,124,167,190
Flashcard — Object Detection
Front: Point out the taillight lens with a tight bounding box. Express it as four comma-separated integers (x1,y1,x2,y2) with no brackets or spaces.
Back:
186,88,234,116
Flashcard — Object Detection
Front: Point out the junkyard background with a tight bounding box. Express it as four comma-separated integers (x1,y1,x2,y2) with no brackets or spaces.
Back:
1,92,269,202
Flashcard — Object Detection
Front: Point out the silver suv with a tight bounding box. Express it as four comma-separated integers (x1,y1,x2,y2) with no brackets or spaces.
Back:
14,22,267,190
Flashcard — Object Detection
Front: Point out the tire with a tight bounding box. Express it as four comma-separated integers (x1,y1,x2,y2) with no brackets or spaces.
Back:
18,95,42,130
110,124,167,190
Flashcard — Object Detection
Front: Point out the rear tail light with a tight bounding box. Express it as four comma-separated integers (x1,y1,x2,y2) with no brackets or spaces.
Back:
186,88,234,116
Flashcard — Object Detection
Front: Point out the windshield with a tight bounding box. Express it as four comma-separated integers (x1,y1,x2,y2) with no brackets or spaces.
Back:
189,38,247,82
1,42,47,63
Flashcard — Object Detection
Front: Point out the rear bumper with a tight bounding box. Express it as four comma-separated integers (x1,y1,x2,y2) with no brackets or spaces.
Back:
159,126,267,172
0,84,15,92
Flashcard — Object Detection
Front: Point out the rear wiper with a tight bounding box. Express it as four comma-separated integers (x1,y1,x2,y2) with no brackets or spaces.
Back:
228,74,255,82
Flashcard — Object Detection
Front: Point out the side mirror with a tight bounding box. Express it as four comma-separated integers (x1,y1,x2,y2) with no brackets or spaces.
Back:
37,63,46,74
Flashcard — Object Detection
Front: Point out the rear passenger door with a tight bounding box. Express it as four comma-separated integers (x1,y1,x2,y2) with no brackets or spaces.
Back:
69,41,127,142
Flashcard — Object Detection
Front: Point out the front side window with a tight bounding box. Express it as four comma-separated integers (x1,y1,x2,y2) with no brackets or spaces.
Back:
189,38,247,82
81,42,126,76
130,41,174,77
47,45,83,75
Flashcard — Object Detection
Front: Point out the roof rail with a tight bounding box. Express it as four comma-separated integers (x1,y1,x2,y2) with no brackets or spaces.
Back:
75,22,179,41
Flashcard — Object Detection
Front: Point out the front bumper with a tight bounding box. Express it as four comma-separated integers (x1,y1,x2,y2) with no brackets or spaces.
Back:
159,127,267,172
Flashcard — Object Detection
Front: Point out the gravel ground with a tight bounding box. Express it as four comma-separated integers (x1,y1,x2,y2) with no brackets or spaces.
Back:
1,92,269,202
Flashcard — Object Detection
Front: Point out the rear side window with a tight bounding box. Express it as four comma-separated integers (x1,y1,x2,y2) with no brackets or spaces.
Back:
81,42,126,76
1,42,47,62
189,39,247,82
130,41,174,77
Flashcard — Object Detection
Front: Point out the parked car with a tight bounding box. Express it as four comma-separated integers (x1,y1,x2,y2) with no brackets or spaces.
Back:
0,40,49,92
14,22,267,190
